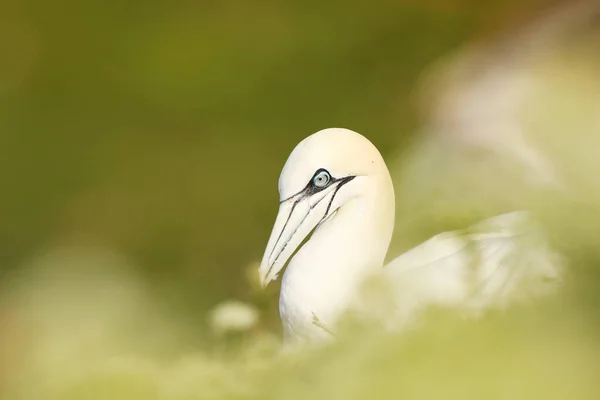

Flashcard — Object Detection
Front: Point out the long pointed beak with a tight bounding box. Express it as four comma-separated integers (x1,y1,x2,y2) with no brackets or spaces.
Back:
258,175,356,288
258,189,336,288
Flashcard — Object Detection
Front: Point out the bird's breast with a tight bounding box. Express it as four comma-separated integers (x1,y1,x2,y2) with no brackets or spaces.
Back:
279,252,363,342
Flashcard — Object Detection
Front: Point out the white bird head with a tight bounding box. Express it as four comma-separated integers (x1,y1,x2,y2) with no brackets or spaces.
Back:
259,128,395,288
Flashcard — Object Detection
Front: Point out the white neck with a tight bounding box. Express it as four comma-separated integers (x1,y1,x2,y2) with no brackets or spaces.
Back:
279,173,395,340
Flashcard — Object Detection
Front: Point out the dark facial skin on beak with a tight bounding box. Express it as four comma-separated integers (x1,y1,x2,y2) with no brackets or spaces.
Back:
265,172,355,279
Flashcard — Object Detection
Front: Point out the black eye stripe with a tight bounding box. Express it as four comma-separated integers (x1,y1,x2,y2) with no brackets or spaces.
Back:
267,175,355,272
280,168,331,203
280,168,354,203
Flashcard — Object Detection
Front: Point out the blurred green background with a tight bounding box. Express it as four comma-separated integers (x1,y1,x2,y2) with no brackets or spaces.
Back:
3,0,600,399
0,0,561,320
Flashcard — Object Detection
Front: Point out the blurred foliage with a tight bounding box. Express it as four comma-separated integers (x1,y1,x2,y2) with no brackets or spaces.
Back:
1,259,599,400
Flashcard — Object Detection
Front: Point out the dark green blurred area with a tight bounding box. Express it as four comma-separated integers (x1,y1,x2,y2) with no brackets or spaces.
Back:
0,0,560,322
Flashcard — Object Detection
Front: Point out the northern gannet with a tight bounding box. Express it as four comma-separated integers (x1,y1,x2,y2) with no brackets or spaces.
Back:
258,128,561,344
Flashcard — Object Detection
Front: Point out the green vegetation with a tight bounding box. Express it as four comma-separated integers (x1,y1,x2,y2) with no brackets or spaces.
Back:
1,1,599,398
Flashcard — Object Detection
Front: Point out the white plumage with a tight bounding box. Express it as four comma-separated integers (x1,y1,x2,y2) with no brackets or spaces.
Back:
259,128,562,344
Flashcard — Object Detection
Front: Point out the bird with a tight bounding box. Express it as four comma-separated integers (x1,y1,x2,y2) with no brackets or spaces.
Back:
258,128,562,345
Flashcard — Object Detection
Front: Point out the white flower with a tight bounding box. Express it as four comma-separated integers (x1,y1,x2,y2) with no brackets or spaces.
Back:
208,300,259,334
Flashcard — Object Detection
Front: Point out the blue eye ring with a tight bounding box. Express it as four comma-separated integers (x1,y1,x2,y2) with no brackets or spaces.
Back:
312,169,331,188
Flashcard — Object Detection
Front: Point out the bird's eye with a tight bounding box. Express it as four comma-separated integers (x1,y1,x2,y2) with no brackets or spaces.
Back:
312,170,331,188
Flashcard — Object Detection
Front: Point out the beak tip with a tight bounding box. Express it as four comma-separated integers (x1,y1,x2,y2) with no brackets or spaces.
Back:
258,263,280,289
258,263,272,289
258,276,267,289
259,273,276,289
